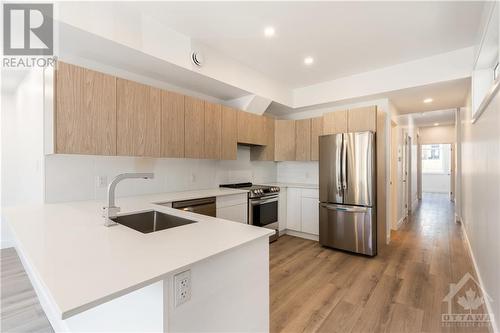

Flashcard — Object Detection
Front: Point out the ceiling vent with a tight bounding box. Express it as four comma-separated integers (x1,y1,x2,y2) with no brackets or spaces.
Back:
191,51,204,67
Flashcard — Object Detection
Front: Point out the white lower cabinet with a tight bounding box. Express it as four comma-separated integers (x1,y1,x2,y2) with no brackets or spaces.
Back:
217,204,247,223
216,194,248,224
286,188,302,231
301,197,319,235
286,187,319,235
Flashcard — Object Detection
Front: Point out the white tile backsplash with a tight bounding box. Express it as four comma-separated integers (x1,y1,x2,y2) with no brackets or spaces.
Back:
44,146,277,203
277,161,319,184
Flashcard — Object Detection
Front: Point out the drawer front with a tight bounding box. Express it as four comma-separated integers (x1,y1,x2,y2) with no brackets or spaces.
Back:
216,193,248,208
217,204,248,223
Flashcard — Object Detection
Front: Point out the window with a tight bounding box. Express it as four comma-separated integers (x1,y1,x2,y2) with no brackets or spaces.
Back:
422,144,451,174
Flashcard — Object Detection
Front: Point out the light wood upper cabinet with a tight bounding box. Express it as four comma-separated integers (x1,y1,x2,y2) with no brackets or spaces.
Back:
250,116,275,161
204,102,222,160
161,91,185,158
221,106,238,160
55,61,117,155
348,106,377,132
310,116,323,161
117,79,161,157
237,111,265,145
323,110,347,134
184,96,205,159
295,119,311,161
275,120,296,161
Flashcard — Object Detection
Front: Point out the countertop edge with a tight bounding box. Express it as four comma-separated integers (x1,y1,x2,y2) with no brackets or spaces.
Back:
59,230,272,319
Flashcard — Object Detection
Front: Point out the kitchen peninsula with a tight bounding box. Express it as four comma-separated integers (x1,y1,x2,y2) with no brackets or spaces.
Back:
2,188,272,332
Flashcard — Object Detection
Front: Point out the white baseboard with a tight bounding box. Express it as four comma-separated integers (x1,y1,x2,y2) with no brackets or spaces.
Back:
461,220,498,333
284,229,319,242
395,216,407,230
411,198,419,211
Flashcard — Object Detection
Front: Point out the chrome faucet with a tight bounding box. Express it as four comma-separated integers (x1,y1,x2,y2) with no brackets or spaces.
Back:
102,173,154,226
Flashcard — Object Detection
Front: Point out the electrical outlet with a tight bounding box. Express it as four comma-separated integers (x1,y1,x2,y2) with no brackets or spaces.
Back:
174,270,191,307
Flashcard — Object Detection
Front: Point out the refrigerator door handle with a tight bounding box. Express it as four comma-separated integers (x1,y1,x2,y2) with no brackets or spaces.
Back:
341,136,347,190
320,203,368,213
336,140,342,191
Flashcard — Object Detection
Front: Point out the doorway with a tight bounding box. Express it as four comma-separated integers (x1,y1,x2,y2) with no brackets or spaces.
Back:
421,144,452,197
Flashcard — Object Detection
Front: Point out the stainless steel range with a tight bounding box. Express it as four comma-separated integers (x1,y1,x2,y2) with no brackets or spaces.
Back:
219,183,280,242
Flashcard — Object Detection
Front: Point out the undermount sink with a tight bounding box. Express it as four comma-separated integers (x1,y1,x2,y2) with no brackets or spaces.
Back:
111,210,196,233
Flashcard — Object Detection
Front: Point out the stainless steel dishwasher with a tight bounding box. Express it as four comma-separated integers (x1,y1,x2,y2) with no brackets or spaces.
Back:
171,197,216,217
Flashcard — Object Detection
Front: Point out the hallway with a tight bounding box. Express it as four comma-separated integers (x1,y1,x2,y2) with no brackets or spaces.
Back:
269,193,492,333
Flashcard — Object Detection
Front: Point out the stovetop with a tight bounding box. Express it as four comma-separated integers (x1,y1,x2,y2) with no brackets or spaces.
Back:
219,183,280,198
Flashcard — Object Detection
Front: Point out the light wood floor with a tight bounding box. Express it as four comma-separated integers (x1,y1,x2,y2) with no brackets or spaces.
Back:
1,247,53,333
0,194,491,333
270,193,492,333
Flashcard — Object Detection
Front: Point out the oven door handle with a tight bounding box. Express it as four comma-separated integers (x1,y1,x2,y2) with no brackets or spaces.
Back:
250,196,279,205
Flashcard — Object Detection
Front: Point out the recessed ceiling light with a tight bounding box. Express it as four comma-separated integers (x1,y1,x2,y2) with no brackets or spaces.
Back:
304,57,314,65
264,26,275,37
434,123,439,126
423,98,433,103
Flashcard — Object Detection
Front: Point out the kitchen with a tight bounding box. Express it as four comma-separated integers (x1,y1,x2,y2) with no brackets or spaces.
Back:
1,2,499,333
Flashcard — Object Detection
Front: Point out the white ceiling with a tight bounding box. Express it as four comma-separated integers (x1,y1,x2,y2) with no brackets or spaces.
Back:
397,109,456,127
387,78,470,114
267,77,470,116
130,1,485,88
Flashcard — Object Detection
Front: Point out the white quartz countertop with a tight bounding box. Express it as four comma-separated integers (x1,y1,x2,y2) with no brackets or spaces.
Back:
2,188,273,320
264,182,319,189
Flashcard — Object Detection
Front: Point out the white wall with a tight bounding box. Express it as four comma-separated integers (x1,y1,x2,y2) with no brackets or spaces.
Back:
422,174,450,193
401,117,419,212
395,127,406,226
1,70,45,207
460,91,500,332
419,125,456,144
44,147,276,203
1,70,46,248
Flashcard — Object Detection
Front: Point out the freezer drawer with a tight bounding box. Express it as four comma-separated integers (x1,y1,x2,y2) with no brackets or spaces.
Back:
319,203,376,256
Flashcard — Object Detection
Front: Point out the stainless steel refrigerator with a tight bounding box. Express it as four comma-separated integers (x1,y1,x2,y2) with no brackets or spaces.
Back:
319,131,377,256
